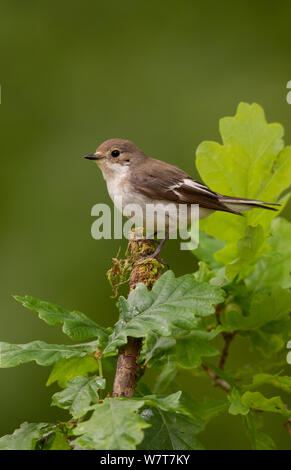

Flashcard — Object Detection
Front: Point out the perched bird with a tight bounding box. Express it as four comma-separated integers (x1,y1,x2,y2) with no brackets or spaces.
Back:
84,138,279,263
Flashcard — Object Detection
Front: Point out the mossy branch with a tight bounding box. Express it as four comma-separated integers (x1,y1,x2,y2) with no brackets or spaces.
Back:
111,230,164,398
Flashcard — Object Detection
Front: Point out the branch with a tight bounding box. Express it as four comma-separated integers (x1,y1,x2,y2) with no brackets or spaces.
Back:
284,418,291,438
201,364,231,392
218,331,236,370
112,230,164,398
202,326,236,393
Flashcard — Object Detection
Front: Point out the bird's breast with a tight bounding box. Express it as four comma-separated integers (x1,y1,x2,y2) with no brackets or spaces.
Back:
105,166,133,209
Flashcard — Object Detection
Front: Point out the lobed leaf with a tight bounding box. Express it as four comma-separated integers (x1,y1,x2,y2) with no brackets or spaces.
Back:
139,408,204,450
229,389,291,417
138,391,186,415
51,375,106,418
179,392,228,423
46,355,99,388
153,357,178,394
0,422,49,450
175,330,219,369
242,391,291,417
225,225,267,280
249,330,286,358
196,102,291,269
251,373,291,394
73,391,200,450
140,332,176,367
0,340,97,368
221,286,291,331
141,329,218,373
104,271,224,354
246,217,291,291
37,428,71,450
243,413,277,450
228,388,249,415
193,231,225,269
14,295,111,345
73,398,149,450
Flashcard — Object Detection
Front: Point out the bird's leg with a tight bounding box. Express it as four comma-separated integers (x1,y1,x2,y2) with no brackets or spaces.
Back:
134,231,170,268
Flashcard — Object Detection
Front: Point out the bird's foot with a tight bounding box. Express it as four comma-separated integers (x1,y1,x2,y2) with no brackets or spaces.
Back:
132,231,170,268
133,237,160,245
134,254,169,269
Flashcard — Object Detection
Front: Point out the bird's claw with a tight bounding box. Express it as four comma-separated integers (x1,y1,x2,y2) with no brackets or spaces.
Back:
133,255,169,269
132,237,159,245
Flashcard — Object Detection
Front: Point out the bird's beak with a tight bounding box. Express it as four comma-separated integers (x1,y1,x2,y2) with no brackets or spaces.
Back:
84,153,104,160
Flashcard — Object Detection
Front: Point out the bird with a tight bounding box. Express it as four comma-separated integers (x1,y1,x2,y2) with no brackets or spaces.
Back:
84,138,280,264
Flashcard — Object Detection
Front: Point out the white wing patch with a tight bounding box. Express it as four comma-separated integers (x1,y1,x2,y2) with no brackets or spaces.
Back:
170,178,215,196
183,178,213,194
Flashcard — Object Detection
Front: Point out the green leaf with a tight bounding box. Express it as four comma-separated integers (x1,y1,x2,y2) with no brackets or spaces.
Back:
139,391,186,415
193,261,229,288
230,390,291,417
139,392,228,449
0,340,97,368
14,295,111,345
104,271,224,354
46,355,99,387
193,261,216,283
36,428,71,450
246,217,291,291
228,388,249,415
140,332,176,367
196,102,291,267
243,413,277,450
73,398,149,450
193,231,225,269
175,331,218,368
249,330,285,357
139,408,204,450
226,225,267,280
251,373,291,393
153,357,178,393
142,329,218,371
243,391,291,416
198,102,284,198
180,393,228,423
221,286,291,331
52,375,106,418
0,422,49,450
73,391,194,450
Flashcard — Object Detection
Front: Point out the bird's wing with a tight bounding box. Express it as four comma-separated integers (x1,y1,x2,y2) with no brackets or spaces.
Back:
131,158,240,214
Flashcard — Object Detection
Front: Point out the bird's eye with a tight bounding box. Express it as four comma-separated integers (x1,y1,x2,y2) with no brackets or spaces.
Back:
111,150,120,157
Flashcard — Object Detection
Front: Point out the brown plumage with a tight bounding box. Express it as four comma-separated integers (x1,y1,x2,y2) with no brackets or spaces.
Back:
84,138,280,264
85,138,280,216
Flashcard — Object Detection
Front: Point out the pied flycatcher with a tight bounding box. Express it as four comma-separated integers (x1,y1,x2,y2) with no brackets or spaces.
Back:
84,139,279,262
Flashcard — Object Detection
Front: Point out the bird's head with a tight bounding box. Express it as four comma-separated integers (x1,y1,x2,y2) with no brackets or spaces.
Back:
84,139,146,176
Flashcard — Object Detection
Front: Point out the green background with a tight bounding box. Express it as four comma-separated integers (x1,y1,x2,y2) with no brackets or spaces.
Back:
1,0,291,449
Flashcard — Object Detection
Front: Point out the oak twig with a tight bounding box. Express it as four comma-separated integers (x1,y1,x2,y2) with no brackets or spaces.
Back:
284,418,291,437
218,331,236,370
202,326,235,392
201,364,231,393
112,230,164,398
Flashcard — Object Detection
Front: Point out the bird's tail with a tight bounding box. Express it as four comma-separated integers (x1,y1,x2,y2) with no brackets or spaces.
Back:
218,195,281,213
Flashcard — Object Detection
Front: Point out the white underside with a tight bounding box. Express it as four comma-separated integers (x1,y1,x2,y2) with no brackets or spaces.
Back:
96,161,212,233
